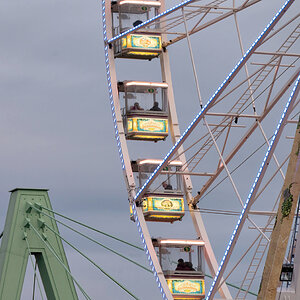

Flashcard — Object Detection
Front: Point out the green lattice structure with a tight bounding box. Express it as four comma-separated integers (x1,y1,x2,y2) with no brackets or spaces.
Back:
0,188,78,299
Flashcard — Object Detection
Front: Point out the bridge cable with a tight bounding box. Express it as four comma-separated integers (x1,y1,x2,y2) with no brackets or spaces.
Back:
32,261,37,300
24,237,45,300
38,222,140,300
204,274,258,297
31,207,257,296
36,205,143,251
34,207,261,296
29,224,92,300
31,206,151,273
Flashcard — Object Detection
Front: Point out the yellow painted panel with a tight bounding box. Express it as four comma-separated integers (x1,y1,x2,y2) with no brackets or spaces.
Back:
146,197,184,213
128,117,168,134
167,279,205,296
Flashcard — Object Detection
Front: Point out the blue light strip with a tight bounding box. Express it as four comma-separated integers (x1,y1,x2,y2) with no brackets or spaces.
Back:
132,203,168,300
206,73,300,299
107,0,195,44
134,0,294,204
102,0,125,170
102,1,168,299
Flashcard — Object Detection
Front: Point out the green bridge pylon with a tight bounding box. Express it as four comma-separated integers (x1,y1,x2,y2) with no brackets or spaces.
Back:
0,188,79,300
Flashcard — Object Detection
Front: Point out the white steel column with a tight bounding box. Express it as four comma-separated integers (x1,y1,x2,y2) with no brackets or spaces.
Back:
159,1,232,298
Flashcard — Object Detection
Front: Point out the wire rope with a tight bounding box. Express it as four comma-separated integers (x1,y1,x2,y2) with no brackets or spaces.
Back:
0,231,3,239
36,205,143,251
185,56,298,169
291,110,300,120
42,223,140,300
24,237,45,300
148,57,298,196
165,56,300,189
29,224,92,300
150,130,275,200
148,58,298,195
29,205,260,295
200,133,274,201
32,261,37,300
204,274,258,297
31,206,151,273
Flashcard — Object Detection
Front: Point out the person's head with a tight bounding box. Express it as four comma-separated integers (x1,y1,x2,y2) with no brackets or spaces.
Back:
154,101,159,107
178,259,184,264
133,20,143,27
134,102,139,107
162,181,167,188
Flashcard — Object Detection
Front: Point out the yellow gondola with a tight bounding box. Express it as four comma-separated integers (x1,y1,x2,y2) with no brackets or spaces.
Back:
111,0,162,59
131,159,185,222
119,81,169,141
153,238,206,299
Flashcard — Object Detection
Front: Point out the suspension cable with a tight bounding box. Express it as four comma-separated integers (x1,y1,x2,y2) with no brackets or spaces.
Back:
0,231,3,239
29,224,92,300
35,206,143,251
204,274,258,297
31,206,151,273
24,237,45,300
31,207,258,296
32,261,37,300
42,223,140,300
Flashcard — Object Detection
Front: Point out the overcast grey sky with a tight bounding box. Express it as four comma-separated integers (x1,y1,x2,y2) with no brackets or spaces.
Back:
0,0,299,299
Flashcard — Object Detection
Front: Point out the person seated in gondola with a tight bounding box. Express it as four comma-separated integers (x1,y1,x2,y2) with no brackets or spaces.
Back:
162,181,172,190
133,20,143,27
130,102,144,110
184,261,195,271
150,101,162,111
176,259,185,271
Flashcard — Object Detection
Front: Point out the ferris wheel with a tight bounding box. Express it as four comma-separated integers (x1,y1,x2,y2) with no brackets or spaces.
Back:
101,0,300,299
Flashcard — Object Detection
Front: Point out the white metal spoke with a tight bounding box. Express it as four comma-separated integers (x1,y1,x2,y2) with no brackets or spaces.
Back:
194,67,300,203
134,1,287,203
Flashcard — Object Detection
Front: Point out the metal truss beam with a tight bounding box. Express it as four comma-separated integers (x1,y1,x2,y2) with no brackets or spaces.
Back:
163,0,260,47
195,67,300,204
107,0,197,44
206,71,300,299
134,0,294,205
